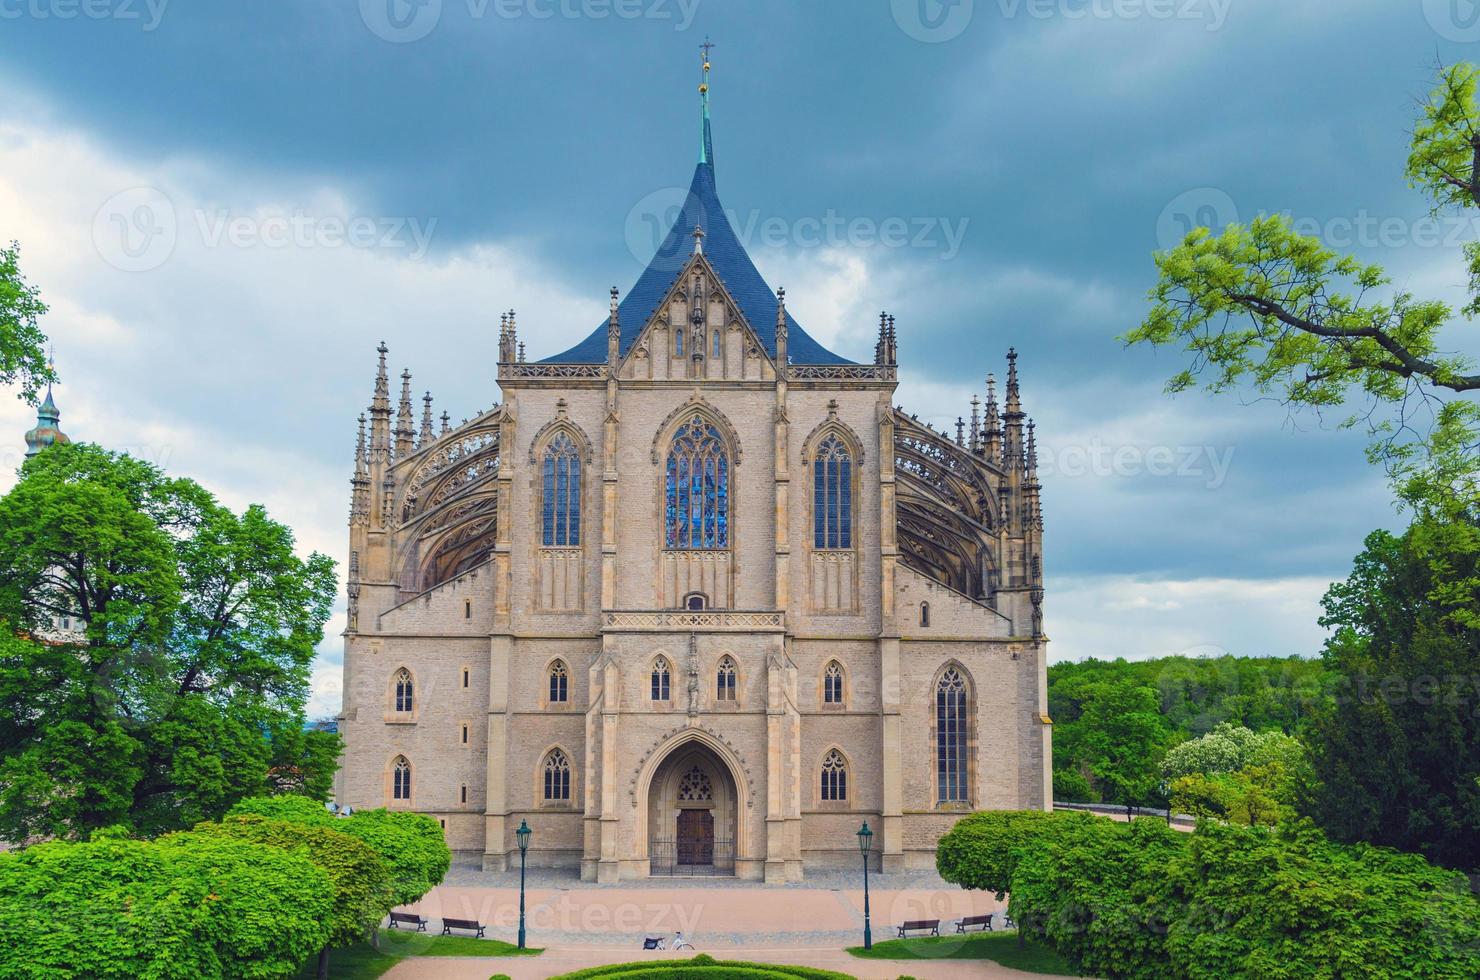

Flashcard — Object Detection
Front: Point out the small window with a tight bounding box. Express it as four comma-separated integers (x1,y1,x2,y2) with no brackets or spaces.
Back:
462,667,470,689
823,661,844,705
716,656,737,702
464,599,472,619
549,660,569,704
460,784,468,804
394,669,414,713
712,330,722,358
543,748,571,802
821,749,847,802
674,328,684,357
652,656,671,701
920,602,930,628
392,756,411,800
461,723,469,745
438,818,446,829
685,592,708,611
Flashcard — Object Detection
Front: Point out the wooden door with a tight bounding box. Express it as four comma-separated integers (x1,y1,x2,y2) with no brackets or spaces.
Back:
676,809,714,866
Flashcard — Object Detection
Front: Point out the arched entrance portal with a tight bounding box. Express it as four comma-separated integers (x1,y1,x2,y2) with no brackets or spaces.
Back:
646,742,737,876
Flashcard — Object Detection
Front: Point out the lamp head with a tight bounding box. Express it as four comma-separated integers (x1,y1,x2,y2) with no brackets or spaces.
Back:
857,821,873,855
517,819,532,852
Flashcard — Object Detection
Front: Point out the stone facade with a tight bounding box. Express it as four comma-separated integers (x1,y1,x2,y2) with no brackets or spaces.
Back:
335,91,1050,882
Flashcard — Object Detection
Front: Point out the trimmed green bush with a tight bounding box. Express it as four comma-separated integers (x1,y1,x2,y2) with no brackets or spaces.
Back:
166,815,392,948
936,808,1093,897
943,810,1480,979
0,835,332,980
550,958,852,980
229,795,450,905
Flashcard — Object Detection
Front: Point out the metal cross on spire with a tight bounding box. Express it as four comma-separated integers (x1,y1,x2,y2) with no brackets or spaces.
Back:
697,36,715,170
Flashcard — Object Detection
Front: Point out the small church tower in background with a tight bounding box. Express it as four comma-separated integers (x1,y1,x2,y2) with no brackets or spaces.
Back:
24,353,70,458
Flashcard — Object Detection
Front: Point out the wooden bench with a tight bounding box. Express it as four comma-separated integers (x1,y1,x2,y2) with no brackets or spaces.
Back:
896,919,940,938
956,914,993,933
388,912,427,932
441,917,485,938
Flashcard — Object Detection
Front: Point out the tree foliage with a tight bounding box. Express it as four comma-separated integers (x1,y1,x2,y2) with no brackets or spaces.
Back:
0,243,55,405
936,809,1094,897
0,444,340,840
227,796,451,906
0,834,332,980
1127,61,1480,508
1308,524,1480,869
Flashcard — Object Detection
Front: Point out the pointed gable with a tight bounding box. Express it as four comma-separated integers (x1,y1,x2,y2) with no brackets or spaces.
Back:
543,158,852,366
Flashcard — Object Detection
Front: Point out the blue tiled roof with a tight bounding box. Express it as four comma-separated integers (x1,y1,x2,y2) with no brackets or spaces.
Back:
542,158,853,366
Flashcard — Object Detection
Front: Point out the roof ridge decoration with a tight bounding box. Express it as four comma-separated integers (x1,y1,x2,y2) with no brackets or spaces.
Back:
542,48,852,367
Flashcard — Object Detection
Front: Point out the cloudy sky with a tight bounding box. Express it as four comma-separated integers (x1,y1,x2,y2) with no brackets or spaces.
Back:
1,1,1472,716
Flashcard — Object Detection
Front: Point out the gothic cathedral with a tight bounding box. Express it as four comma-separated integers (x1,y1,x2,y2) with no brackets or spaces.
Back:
336,61,1051,882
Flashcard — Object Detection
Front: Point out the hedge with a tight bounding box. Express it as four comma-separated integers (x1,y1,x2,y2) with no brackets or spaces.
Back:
938,810,1480,979
550,955,853,980
0,835,333,980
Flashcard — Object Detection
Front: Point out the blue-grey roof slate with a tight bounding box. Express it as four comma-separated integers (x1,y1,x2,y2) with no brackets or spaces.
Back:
542,157,853,366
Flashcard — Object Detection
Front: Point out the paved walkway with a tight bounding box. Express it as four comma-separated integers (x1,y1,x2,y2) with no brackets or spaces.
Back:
398,867,1000,949
385,945,1053,979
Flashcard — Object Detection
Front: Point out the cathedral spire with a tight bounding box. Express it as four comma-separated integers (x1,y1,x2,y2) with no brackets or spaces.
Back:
698,36,715,171
774,286,788,367
350,413,370,526
395,368,415,458
420,391,435,447
969,393,981,453
369,342,392,463
608,286,621,365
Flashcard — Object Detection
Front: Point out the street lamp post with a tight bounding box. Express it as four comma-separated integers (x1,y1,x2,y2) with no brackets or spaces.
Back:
856,821,873,950
516,819,531,950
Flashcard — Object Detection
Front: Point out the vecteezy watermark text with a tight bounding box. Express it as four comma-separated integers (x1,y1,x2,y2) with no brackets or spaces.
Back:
0,0,169,30
360,0,700,43
892,0,1231,43
91,187,439,272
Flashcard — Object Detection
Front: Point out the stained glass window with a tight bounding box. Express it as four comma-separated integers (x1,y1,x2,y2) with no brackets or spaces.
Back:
823,661,844,704
543,748,571,802
392,756,411,800
821,749,847,801
549,660,568,703
716,656,737,702
936,667,969,804
812,435,853,549
652,656,671,701
394,668,414,713
542,433,581,547
664,415,730,549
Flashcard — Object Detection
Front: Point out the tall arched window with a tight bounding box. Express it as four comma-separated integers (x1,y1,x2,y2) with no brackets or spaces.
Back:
665,415,730,550
823,661,845,705
392,756,412,800
716,655,737,702
548,660,568,704
394,668,414,713
821,749,848,802
542,433,582,547
674,328,684,357
920,602,931,628
651,656,671,701
542,748,571,803
712,330,722,359
812,434,853,549
936,667,970,805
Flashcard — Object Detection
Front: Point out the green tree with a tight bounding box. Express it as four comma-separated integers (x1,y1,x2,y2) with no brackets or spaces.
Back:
167,815,392,980
1058,680,1173,815
0,444,339,840
0,243,55,405
1308,525,1480,869
0,834,333,980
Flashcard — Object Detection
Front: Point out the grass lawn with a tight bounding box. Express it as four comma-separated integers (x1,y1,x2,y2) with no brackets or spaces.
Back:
847,930,1076,974
293,930,543,979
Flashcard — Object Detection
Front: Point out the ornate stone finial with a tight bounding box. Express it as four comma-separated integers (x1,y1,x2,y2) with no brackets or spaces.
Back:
440,410,451,436
420,391,435,446
395,368,416,458
956,417,965,446
1026,418,1039,473
969,393,981,452
354,413,367,474
1006,348,1021,413
692,224,705,255
518,341,526,363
